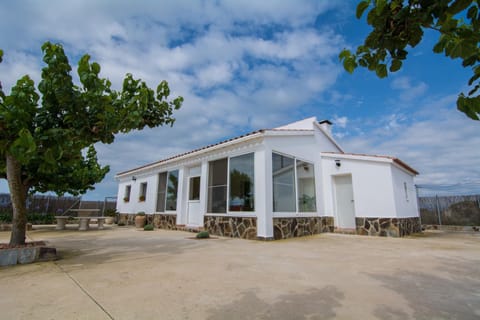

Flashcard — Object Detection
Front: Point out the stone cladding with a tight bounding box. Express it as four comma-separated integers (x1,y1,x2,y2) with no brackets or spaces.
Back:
153,214,177,230
204,216,257,239
273,217,334,240
356,217,422,237
117,213,136,225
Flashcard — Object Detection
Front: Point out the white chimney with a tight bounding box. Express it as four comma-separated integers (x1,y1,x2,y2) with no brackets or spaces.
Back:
318,120,332,136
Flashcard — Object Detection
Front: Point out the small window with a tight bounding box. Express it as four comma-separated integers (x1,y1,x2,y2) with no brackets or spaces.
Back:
189,176,201,200
124,185,131,202
139,182,147,202
404,182,409,202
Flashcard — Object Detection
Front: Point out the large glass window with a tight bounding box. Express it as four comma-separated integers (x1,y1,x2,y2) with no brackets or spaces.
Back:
229,153,255,211
156,172,167,211
208,158,228,213
297,161,316,212
165,170,179,210
157,170,179,212
272,153,296,212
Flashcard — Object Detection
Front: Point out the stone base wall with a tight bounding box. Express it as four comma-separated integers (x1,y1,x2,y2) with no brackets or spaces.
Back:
153,214,177,230
117,214,136,226
273,217,334,240
118,214,177,230
204,216,257,240
356,217,422,237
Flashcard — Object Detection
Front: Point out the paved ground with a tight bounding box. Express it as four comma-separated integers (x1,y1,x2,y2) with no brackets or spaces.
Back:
1,226,479,320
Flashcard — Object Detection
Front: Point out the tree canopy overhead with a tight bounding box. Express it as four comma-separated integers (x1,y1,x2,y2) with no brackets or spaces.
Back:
0,42,183,245
339,0,480,120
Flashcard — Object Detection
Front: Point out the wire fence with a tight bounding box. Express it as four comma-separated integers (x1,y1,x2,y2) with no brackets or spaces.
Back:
417,183,480,226
0,194,117,216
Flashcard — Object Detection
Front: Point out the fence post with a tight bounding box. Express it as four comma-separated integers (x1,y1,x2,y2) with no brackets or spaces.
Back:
435,195,442,225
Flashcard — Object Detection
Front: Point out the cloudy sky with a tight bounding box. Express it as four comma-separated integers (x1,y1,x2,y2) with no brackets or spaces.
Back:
0,0,478,199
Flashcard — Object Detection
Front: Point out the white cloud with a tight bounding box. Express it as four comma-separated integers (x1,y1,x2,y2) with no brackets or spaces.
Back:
333,116,348,128
339,95,480,192
391,76,428,102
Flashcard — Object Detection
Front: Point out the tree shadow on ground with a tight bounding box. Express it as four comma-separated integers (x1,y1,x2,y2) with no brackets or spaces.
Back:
206,286,344,320
45,231,210,266
369,258,480,320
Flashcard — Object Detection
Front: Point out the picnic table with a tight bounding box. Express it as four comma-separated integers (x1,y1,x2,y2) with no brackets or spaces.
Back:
55,209,105,231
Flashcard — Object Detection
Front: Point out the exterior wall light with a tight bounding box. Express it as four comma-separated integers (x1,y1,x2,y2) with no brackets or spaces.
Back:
335,159,341,168
132,176,137,181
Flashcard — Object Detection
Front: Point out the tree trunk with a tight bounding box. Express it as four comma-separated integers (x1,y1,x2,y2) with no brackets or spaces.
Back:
6,154,28,246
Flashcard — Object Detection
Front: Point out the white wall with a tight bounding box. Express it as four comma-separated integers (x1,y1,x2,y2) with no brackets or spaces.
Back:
321,156,398,220
116,173,157,214
391,165,419,218
255,148,273,238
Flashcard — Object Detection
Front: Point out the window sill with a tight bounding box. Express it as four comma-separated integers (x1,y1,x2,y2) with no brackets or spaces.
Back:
273,212,319,218
205,213,257,218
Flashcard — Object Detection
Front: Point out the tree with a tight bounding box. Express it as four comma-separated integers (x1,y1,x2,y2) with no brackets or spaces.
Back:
339,0,480,120
0,42,183,246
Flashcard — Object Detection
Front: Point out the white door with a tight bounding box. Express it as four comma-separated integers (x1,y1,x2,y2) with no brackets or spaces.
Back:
334,175,356,228
187,175,202,226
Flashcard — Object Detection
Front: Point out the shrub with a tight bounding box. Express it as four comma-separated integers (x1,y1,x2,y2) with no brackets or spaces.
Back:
136,211,146,216
196,231,210,239
117,222,125,226
104,209,117,217
0,212,12,223
27,213,55,224
144,224,154,231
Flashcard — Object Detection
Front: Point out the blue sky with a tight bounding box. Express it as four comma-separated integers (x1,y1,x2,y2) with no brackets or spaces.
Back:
0,0,478,199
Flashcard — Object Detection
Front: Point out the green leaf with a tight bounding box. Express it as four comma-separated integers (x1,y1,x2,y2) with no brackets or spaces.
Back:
343,57,357,74
468,66,480,85
9,128,37,164
457,94,480,120
449,0,473,15
375,63,387,78
339,49,352,60
433,37,447,54
467,5,478,20
390,59,402,72
356,1,370,19
91,62,100,74
375,0,387,15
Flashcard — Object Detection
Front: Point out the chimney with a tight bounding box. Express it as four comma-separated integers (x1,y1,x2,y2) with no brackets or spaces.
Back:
318,120,332,136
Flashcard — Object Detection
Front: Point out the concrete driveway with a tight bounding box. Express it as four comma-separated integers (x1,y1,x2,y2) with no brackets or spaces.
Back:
1,227,479,320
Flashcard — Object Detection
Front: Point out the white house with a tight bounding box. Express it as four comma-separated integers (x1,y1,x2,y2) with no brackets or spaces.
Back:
115,117,421,239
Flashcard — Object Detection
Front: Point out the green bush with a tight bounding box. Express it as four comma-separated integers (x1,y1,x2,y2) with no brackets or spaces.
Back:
28,213,55,224
0,212,12,223
144,224,154,231
196,231,210,239
0,212,55,224
136,211,146,216
104,208,118,217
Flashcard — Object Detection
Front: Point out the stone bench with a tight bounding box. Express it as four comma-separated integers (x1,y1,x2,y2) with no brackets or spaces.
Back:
77,217,106,231
55,216,106,231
